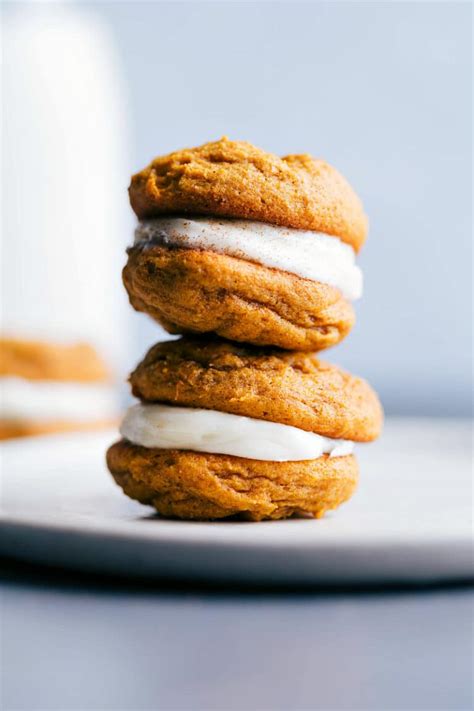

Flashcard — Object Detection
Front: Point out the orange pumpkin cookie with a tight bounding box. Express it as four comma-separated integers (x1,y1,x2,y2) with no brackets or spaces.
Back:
107,440,358,522
123,244,354,351
129,137,367,251
0,337,110,382
130,337,383,442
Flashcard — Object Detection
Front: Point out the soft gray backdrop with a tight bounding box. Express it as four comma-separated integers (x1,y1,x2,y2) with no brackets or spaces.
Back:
97,1,472,416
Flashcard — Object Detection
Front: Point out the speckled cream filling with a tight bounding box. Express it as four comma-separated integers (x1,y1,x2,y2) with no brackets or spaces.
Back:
134,217,363,300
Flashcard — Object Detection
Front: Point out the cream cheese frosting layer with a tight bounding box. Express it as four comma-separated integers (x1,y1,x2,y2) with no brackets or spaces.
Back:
134,217,363,301
0,377,118,422
120,403,354,462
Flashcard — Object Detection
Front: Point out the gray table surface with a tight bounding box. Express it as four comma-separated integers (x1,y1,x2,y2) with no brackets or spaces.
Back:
1,563,472,711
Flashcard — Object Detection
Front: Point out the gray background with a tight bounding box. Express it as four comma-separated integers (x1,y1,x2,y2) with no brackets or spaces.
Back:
2,567,472,711
6,1,472,416
93,0,472,416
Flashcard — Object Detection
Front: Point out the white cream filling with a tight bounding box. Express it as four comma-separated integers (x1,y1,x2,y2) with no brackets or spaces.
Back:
134,217,363,301
120,403,354,462
0,376,118,422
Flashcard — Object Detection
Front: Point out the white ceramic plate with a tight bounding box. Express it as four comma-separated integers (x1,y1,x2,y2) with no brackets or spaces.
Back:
0,418,472,585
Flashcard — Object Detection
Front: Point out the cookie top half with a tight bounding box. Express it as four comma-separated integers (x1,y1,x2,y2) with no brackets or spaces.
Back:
130,338,382,442
129,137,368,252
0,337,110,382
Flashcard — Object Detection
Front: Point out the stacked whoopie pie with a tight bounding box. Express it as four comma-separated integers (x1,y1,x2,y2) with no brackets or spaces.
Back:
107,137,382,521
1,337,117,440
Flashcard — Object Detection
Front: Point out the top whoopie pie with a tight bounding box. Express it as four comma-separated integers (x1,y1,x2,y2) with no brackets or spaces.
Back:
124,138,368,351
129,137,367,249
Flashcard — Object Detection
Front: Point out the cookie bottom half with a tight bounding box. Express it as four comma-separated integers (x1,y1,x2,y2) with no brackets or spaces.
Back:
123,245,354,351
107,440,358,521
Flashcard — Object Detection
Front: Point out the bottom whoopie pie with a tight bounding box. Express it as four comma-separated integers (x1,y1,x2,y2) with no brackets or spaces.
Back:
107,337,382,521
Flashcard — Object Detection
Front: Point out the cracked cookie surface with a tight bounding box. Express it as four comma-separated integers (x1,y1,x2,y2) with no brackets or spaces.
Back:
129,137,368,251
107,440,358,521
130,337,383,442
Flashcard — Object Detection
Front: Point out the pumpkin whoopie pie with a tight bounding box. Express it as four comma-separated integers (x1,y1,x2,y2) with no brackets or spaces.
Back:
107,338,382,521
123,137,367,351
0,336,118,440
